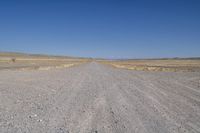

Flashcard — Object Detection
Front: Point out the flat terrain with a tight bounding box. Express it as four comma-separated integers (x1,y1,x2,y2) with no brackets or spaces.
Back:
100,59,200,72
0,52,89,70
0,62,200,133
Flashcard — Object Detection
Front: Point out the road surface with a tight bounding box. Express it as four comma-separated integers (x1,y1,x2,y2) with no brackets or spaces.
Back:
0,62,200,133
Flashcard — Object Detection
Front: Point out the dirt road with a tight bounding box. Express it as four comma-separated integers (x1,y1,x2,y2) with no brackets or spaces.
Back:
0,62,200,133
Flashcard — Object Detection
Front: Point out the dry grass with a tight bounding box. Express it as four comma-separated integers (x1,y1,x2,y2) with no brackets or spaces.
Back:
0,52,90,71
99,59,200,72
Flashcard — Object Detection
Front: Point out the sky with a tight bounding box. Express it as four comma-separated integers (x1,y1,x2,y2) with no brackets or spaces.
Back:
0,0,200,58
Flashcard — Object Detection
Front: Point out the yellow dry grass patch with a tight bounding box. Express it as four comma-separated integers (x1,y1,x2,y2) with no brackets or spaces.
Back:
0,53,91,71
100,60,200,72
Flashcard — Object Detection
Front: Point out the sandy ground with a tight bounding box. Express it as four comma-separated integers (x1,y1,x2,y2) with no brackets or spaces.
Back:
0,62,200,133
100,60,200,72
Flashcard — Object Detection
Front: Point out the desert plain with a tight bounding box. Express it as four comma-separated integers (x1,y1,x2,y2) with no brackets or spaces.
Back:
0,52,200,133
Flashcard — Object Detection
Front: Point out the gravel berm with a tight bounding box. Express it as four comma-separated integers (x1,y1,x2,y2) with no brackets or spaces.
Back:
0,62,200,133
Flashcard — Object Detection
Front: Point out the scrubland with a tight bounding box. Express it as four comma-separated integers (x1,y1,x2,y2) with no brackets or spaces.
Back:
99,59,200,72
0,52,90,70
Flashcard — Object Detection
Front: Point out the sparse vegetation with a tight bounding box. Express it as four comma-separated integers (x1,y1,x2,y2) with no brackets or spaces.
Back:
99,59,200,72
11,58,16,63
0,52,91,70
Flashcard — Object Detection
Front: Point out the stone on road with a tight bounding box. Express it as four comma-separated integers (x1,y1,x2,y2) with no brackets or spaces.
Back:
0,62,200,133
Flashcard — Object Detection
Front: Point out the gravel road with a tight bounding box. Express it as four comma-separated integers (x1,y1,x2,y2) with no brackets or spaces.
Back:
0,62,200,133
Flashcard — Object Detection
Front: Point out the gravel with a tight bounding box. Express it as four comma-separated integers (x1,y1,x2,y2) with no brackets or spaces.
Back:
0,62,200,133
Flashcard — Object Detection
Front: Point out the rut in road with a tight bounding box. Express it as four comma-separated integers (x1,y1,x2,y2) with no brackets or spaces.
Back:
0,62,200,133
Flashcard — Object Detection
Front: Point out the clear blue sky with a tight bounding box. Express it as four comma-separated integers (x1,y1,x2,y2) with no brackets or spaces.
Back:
0,0,200,58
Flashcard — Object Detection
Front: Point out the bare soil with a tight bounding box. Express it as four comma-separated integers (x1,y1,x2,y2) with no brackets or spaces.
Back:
0,62,200,133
